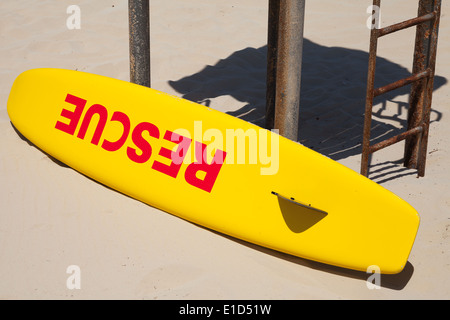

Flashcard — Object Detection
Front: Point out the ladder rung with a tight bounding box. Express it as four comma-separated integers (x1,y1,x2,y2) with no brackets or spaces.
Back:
369,126,423,154
378,12,436,37
373,69,430,97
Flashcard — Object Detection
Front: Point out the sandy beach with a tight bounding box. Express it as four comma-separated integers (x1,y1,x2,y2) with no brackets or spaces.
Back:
1,0,449,299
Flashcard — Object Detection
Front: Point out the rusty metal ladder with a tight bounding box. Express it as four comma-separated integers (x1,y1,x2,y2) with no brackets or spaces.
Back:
361,0,442,177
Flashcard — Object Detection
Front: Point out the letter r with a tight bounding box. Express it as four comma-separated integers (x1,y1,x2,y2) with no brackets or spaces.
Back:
184,142,226,193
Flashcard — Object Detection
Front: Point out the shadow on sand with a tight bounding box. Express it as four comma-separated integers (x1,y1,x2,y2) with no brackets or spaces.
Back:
167,40,446,285
10,115,416,290
169,39,447,175
10,39,446,288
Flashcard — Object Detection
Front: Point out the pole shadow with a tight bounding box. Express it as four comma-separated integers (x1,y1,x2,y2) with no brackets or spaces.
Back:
169,39,447,166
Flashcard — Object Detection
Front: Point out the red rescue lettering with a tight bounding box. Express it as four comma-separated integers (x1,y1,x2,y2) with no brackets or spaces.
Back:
185,142,227,193
152,131,192,178
101,112,131,152
55,94,87,135
76,104,108,145
127,122,160,163
54,94,226,193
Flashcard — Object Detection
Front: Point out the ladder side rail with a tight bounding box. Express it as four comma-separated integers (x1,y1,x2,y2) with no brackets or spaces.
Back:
417,0,442,176
360,8,380,177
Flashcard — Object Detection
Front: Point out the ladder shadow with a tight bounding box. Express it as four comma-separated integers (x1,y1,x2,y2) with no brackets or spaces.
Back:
366,158,418,184
168,39,447,163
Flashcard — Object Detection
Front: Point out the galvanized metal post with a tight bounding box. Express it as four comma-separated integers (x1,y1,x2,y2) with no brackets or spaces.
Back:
129,0,150,87
266,0,306,142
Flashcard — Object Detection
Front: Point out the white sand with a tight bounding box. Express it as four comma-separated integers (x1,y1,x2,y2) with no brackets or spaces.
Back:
0,0,449,299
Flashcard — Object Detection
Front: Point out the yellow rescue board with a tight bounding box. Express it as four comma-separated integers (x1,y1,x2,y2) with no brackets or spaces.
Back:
7,68,419,274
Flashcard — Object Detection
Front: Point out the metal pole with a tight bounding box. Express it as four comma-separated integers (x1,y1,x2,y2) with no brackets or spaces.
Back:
361,0,381,177
417,0,441,176
404,0,441,175
271,0,306,142
129,0,150,87
265,0,280,131
404,0,434,169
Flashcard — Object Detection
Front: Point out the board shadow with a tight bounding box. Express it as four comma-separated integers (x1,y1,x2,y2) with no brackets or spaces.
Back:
198,224,415,291
10,121,414,290
10,122,69,168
